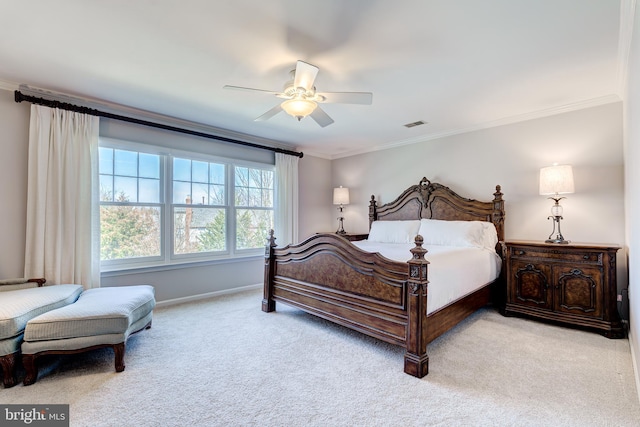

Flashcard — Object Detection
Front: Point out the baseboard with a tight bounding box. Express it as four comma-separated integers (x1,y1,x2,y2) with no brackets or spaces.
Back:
630,329,640,405
155,283,262,308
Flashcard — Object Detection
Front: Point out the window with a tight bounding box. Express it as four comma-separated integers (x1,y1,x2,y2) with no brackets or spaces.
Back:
172,157,227,255
99,147,163,262
98,140,274,270
234,167,274,250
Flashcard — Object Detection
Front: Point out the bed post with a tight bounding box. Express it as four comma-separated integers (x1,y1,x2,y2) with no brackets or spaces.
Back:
262,229,277,312
492,185,505,241
404,235,430,378
368,195,377,229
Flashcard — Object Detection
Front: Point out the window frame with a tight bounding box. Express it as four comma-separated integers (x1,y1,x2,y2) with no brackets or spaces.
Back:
170,153,230,261
98,138,275,272
233,166,275,253
99,140,166,271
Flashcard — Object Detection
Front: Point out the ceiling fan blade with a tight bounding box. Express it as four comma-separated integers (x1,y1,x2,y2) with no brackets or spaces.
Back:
223,85,280,96
254,104,283,122
316,91,373,105
293,61,319,91
309,106,334,127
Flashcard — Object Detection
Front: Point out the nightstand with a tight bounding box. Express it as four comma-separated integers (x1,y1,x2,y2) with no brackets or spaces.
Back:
501,240,623,338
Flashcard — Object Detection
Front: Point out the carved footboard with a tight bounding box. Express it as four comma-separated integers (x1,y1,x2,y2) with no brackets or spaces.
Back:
263,231,431,377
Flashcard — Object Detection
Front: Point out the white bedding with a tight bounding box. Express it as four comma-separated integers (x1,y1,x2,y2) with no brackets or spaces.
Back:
352,241,502,315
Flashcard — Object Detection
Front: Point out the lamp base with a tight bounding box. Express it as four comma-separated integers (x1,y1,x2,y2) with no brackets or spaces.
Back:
546,213,569,245
545,238,570,244
336,216,346,234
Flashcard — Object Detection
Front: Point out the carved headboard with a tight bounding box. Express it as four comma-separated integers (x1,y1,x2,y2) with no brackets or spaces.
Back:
368,177,505,242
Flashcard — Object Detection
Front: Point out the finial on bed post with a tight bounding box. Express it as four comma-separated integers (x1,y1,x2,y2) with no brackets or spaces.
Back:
369,195,377,229
409,235,428,261
405,234,430,378
265,229,277,251
493,185,503,201
262,229,277,313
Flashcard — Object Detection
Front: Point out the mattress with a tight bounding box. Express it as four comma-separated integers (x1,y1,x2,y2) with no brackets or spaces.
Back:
352,241,502,314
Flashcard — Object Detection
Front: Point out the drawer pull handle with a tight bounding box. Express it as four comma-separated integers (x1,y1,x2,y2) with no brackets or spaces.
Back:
583,255,589,260
518,250,525,255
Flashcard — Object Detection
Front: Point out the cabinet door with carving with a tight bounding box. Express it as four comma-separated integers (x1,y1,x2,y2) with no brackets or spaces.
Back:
510,260,553,310
553,265,604,319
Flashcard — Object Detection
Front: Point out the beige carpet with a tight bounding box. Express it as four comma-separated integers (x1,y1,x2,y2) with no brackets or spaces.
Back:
3,288,640,426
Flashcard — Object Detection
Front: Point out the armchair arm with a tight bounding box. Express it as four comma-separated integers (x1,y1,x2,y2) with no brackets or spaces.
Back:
0,277,46,291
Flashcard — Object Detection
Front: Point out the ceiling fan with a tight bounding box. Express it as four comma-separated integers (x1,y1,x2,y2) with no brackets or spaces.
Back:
223,60,373,127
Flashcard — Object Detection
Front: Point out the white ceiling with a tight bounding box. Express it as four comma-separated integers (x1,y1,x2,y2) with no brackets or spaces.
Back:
0,0,627,158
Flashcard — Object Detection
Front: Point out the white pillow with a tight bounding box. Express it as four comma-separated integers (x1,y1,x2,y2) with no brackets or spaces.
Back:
367,220,421,244
479,221,499,249
417,219,485,248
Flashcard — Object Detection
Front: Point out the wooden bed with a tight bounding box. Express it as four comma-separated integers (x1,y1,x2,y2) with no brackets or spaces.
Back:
262,177,505,377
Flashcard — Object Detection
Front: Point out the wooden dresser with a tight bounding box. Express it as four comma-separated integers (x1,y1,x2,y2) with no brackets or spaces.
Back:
501,240,623,338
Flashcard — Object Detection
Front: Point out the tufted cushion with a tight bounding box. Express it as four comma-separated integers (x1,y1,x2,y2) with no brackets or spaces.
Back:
0,285,83,342
24,285,155,342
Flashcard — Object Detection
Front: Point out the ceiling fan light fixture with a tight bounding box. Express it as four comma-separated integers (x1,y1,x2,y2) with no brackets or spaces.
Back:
224,60,372,127
281,98,317,121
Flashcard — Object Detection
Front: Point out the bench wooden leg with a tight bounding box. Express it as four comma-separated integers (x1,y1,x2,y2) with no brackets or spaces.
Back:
1,353,17,388
114,343,125,372
22,354,38,386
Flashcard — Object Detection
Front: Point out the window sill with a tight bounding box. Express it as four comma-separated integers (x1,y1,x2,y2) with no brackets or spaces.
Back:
100,254,263,277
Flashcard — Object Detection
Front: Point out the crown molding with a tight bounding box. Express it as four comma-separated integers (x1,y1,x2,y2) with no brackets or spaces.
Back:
0,78,19,91
330,94,622,159
299,149,332,160
618,0,637,98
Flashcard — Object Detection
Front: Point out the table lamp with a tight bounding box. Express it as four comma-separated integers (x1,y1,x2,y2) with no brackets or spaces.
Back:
333,186,350,234
539,164,574,244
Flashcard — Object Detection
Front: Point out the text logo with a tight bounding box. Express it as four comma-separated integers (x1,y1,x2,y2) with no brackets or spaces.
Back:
0,405,69,427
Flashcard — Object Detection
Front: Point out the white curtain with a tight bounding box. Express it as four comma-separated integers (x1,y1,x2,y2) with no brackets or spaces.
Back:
274,153,299,247
24,105,100,289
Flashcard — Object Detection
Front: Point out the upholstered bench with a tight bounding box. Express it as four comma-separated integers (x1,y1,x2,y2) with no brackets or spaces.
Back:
0,283,83,387
21,285,155,385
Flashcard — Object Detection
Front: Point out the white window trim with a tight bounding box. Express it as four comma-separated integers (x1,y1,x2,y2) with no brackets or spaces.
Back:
99,137,274,272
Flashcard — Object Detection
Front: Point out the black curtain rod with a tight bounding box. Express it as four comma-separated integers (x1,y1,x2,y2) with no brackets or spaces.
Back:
14,90,303,158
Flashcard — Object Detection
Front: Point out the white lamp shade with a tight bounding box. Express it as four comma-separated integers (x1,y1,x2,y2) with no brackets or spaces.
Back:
333,186,350,205
539,165,575,195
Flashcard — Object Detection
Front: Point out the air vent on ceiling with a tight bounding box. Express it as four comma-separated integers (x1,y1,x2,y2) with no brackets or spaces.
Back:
404,120,426,128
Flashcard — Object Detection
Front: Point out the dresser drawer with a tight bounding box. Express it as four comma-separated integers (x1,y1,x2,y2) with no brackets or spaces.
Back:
509,246,602,265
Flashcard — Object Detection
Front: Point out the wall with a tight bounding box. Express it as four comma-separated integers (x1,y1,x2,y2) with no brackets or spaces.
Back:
298,154,333,239
332,102,627,296
100,257,264,303
623,0,640,402
0,85,629,310
0,89,30,278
